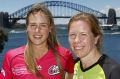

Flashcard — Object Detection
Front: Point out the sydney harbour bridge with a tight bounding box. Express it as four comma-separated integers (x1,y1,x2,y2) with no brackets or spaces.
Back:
0,1,120,29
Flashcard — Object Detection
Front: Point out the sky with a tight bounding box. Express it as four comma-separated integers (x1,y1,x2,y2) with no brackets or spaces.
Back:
0,0,120,16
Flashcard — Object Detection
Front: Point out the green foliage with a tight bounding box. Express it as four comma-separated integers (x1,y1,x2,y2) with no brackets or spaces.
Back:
0,27,8,53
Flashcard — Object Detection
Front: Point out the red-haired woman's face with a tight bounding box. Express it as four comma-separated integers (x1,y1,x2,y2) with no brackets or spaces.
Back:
68,20,99,58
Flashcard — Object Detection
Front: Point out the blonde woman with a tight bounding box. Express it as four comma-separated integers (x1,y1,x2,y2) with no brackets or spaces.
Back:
1,4,74,79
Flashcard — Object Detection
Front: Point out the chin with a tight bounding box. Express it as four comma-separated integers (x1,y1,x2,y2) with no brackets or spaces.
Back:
32,42,42,45
74,51,79,56
75,51,83,58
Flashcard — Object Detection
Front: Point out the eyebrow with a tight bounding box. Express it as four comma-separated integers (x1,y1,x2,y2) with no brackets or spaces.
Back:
69,32,88,35
29,23,48,25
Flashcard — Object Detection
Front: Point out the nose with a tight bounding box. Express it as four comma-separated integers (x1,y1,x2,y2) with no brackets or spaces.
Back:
35,26,40,32
35,27,39,32
74,34,80,43
74,34,83,43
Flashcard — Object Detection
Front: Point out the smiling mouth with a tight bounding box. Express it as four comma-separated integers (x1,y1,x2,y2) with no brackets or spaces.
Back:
74,46,83,50
34,35,42,39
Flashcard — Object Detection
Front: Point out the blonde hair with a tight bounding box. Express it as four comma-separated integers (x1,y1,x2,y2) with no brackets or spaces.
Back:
24,3,63,77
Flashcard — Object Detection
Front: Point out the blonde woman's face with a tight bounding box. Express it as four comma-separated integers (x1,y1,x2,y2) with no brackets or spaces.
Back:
27,12,51,46
68,20,99,58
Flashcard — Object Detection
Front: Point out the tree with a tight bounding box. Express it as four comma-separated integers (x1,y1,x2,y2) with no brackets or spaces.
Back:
0,27,8,53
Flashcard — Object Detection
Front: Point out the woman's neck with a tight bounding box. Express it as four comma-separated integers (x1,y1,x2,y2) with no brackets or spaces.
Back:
32,44,48,59
80,48,102,69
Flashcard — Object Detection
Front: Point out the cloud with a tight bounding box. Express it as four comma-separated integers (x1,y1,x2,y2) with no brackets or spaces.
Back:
100,5,120,17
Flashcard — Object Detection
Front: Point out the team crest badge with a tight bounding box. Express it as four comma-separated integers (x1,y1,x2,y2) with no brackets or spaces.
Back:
48,65,60,75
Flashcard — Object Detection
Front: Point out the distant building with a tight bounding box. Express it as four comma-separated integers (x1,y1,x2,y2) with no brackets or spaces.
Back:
0,12,10,28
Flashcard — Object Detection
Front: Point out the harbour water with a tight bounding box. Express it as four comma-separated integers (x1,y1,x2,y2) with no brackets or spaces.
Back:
0,25,120,67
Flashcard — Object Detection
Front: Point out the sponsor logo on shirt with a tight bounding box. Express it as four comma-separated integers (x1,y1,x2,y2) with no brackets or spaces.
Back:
48,65,60,75
12,66,30,75
12,65,42,75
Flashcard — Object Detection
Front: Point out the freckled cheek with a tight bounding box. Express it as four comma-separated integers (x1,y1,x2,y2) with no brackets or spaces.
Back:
83,40,88,44
83,39,93,48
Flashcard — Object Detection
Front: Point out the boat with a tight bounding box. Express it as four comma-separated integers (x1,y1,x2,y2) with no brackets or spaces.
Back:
9,30,25,33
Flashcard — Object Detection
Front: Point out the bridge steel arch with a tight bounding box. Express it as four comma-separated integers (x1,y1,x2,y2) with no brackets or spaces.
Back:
9,1,106,19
